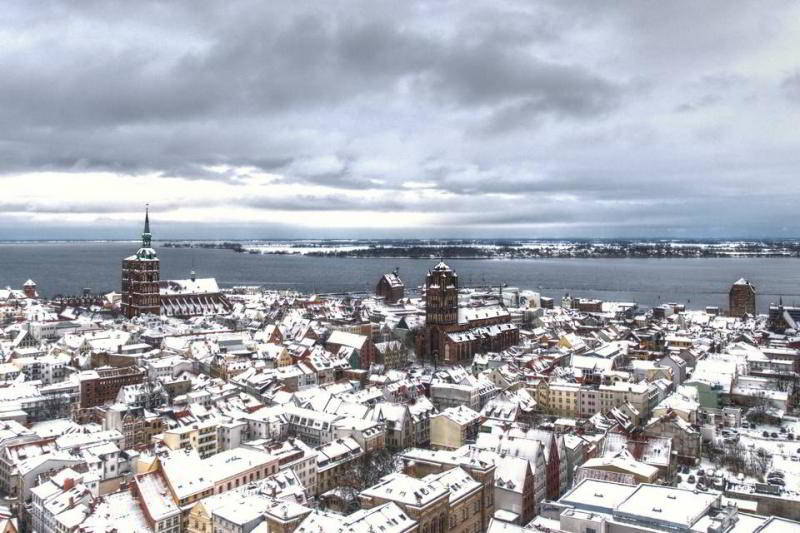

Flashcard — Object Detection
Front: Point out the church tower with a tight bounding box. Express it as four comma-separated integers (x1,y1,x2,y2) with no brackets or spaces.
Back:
729,278,756,318
425,261,459,326
419,261,460,363
121,207,161,318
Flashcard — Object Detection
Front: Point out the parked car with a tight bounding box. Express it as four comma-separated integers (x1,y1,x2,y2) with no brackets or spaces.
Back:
676,474,683,483
688,475,696,484
788,434,795,441
768,478,785,486
697,482,706,491
697,469,705,476
780,427,787,434
772,432,779,438
768,471,784,479
763,431,771,438
742,422,750,428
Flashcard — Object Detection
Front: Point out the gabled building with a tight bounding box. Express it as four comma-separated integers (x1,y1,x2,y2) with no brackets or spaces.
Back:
430,406,481,450
376,269,405,304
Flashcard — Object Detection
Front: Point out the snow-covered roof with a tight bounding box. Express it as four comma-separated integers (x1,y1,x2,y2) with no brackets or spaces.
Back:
615,483,717,528
296,501,415,533
159,277,220,295
135,471,180,522
360,472,448,506
326,330,367,349
560,478,637,513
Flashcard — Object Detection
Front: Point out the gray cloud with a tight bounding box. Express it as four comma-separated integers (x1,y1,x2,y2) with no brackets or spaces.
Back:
2,0,800,237
783,72,800,102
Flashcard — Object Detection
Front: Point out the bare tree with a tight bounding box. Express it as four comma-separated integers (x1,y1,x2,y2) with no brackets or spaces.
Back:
331,449,400,513
707,440,770,481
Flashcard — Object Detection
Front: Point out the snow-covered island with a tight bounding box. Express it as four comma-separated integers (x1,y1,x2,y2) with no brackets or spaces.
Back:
162,239,800,259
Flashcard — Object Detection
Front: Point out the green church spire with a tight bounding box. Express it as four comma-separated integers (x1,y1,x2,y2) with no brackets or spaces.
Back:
142,205,152,248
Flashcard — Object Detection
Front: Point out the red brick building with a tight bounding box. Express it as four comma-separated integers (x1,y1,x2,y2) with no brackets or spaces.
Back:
121,208,230,319
376,269,405,303
729,278,756,317
121,208,160,318
78,366,145,408
22,280,38,299
417,261,519,365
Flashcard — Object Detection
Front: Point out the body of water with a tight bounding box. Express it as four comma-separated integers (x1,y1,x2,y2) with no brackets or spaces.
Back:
1,242,799,312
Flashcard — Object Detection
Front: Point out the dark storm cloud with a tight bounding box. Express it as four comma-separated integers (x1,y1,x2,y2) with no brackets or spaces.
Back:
3,0,800,237
0,1,620,176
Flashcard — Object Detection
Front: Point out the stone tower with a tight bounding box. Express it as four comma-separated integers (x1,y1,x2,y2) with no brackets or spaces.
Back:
121,207,161,318
729,278,756,318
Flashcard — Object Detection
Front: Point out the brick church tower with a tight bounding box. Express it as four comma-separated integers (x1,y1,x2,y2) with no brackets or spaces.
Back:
426,261,459,326
729,278,756,318
419,261,459,361
121,207,160,318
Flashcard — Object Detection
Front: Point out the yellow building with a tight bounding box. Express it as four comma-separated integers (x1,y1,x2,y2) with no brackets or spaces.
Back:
430,468,484,533
360,472,450,532
547,382,581,417
162,422,219,459
430,406,481,450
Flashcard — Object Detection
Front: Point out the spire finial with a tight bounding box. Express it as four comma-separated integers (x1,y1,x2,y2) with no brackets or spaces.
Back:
141,204,152,247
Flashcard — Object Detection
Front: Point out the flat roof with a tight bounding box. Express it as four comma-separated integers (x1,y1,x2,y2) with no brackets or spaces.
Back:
757,516,800,532
615,484,716,528
559,479,636,513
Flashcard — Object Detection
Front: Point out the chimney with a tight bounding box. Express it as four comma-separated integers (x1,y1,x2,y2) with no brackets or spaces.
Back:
63,477,75,491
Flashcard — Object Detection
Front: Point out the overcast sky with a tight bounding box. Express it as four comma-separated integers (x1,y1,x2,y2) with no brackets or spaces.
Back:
3,0,800,240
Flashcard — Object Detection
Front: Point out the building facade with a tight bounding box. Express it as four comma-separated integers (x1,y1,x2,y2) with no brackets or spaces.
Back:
78,366,146,408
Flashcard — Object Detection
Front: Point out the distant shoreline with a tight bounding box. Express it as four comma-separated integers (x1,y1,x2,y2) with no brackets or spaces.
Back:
162,241,800,259
2,239,800,260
